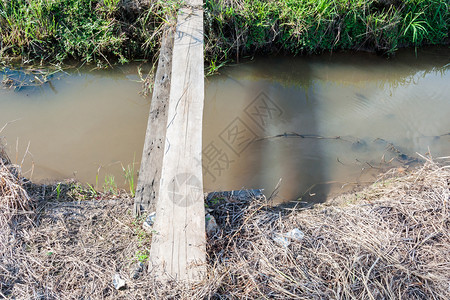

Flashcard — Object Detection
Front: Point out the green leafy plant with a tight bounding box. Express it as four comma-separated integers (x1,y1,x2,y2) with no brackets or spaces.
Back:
131,217,152,264
402,11,429,45
134,249,150,263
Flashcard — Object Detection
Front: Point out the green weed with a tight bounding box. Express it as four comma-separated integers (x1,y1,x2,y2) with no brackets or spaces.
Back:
402,11,429,45
131,216,152,263
121,156,137,197
102,0,121,15
103,175,117,195
56,182,61,200
86,183,98,198
134,249,149,263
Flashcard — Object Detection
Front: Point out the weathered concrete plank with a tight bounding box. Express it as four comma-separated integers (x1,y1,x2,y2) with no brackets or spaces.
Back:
149,3,206,281
134,27,174,216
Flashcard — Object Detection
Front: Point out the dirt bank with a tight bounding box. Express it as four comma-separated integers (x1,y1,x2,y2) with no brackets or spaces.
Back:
0,147,449,298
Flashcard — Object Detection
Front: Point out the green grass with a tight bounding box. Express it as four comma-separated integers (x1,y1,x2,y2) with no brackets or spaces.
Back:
103,174,117,195
204,0,449,72
0,0,180,66
121,156,137,198
131,216,152,263
0,0,448,68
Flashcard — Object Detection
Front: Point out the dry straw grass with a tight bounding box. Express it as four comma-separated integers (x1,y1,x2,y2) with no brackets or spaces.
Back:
207,154,449,299
0,143,449,299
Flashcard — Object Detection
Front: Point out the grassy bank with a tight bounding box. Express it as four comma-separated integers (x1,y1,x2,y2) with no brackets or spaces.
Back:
0,0,180,67
1,143,449,298
1,0,449,68
205,0,450,66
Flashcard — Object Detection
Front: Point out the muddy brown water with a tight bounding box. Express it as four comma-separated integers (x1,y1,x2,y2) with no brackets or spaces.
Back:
1,48,449,203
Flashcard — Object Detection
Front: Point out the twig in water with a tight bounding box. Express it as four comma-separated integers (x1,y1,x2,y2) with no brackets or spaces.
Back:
254,132,352,143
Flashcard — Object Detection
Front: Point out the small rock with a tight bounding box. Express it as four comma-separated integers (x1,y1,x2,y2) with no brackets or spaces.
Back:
143,212,156,232
113,274,126,290
130,262,144,279
205,214,219,236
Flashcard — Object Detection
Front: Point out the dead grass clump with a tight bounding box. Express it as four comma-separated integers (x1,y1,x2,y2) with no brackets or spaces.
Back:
0,162,31,214
0,146,141,298
0,143,31,212
207,156,449,299
2,196,216,299
0,145,34,297
0,144,33,223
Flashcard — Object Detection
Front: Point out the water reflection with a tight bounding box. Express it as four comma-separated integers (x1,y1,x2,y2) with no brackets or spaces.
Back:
0,48,449,204
203,47,450,203
0,64,151,188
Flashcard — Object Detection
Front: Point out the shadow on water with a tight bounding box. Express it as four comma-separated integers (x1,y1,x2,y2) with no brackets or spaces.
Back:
254,63,331,206
204,46,450,206
203,58,331,205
